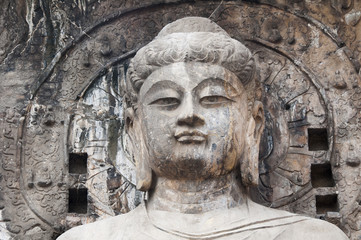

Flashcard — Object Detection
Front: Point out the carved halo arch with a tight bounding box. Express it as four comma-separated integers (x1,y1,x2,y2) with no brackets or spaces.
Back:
10,1,359,238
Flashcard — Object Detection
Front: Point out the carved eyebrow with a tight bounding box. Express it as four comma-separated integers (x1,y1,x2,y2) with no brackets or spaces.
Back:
193,78,238,94
142,80,184,100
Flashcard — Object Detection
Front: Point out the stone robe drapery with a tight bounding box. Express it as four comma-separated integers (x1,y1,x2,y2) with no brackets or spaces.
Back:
58,199,348,240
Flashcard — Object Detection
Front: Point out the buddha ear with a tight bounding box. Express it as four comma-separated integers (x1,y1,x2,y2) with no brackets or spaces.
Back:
124,107,152,191
251,101,265,144
240,101,265,186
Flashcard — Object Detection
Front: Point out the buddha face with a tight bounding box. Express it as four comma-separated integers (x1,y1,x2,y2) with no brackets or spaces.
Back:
137,62,250,180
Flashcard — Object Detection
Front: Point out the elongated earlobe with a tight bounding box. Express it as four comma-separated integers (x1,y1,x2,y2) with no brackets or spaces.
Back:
135,136,152,191
240,118,260,186
125,108,152,191
240,101,265,186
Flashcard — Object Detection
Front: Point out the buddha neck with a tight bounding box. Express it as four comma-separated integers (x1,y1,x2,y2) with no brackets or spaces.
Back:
146,171,246,214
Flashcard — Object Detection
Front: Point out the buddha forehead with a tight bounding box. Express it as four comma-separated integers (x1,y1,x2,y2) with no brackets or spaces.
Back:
139,62,245,100
125,17,256,109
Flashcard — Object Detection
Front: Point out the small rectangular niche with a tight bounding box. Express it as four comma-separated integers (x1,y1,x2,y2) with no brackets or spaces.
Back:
68,188,88,214
311,163,335,188
69,152,87,174
316,194,338,214
308,128,328,151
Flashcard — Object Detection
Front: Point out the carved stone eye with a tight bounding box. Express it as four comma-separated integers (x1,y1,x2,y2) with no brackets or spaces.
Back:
150,97,180,108
200,95,231,106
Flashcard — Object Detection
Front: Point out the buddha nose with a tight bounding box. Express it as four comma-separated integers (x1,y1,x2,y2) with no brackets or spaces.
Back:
177,95,205,127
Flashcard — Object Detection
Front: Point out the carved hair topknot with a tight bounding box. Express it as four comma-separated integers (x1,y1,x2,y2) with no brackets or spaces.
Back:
125,17,258,109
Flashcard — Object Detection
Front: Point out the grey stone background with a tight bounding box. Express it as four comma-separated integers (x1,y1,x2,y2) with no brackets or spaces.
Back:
0,0,360,239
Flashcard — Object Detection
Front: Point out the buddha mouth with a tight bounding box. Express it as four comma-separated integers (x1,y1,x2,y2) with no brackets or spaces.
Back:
174,130,207,144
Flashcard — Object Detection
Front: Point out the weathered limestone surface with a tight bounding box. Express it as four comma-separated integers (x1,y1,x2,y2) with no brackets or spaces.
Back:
58,16,349,240
0,1,360,239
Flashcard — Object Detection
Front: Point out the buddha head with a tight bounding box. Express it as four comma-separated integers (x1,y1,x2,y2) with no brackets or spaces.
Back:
124,17,264,191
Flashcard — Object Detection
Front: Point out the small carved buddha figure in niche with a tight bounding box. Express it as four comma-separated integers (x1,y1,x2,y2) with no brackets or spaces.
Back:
58,17,348,240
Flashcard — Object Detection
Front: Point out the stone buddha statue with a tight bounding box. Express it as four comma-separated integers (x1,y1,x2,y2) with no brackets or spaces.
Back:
58,17,348,240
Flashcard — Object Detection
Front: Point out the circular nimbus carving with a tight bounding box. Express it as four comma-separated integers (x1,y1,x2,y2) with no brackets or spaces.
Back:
250,45,331,208
12,2,359,239
70,37,333,216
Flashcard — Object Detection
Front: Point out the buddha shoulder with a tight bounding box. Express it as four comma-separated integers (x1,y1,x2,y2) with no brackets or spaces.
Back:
277,217,349,240
244,202,348,240
57,205,144,240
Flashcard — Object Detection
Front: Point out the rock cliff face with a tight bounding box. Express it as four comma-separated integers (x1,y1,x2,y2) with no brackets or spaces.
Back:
0,1,360,239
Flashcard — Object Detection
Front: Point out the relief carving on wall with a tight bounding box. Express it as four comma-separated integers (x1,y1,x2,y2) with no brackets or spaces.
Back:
0,1,360,239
